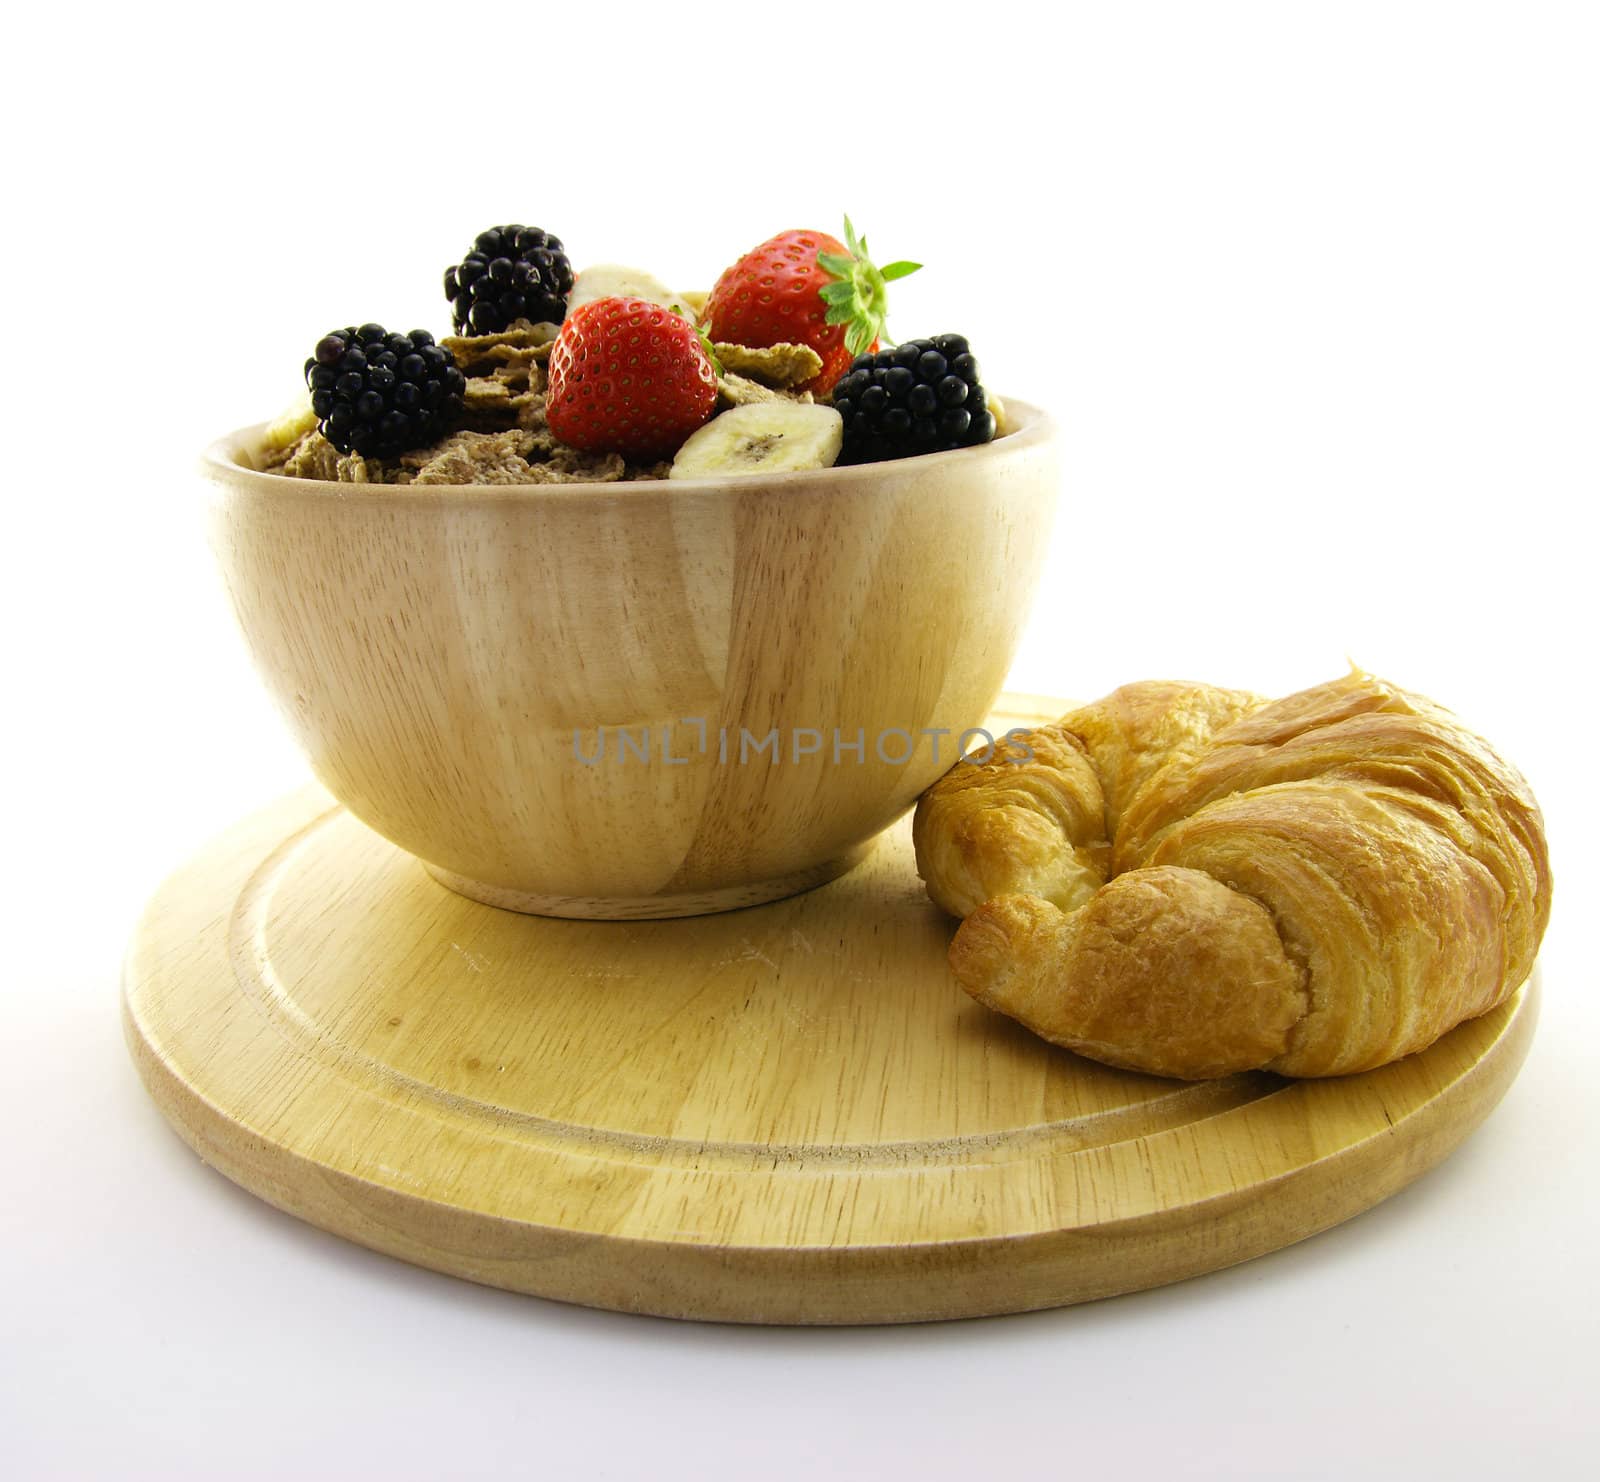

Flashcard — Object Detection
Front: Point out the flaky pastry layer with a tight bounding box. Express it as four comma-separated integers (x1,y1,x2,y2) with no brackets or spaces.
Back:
915,672,1551,1079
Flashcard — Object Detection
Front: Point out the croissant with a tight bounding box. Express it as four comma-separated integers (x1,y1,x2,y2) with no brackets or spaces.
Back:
914,672,1550,1079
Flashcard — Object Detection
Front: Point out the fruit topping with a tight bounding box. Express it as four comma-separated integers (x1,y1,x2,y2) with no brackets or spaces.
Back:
546,297,719,461
669,402,843,480
304,324,466,458
832,335,996,465
568,264,693,318
704,217,919,396
444,225,574,335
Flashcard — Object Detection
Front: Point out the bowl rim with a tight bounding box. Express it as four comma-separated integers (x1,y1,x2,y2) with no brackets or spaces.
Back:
201,395,1055,503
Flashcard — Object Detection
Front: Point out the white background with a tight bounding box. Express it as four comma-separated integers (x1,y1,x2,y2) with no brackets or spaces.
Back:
3,2,1597,1477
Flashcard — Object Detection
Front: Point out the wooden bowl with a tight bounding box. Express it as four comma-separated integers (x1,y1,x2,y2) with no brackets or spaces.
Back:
203,403,1059,918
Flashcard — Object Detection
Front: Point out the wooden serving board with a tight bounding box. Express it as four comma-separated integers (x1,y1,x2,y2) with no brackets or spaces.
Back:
123,699,1538,1325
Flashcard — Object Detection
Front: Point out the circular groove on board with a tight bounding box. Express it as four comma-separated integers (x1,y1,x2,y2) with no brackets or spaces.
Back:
225,802,1288,1172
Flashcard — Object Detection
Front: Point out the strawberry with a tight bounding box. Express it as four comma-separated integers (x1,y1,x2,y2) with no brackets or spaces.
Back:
546,296,719,460
704,217,920,395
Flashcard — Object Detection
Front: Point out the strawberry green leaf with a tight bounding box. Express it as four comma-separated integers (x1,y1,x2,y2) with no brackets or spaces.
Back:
813,214,920,362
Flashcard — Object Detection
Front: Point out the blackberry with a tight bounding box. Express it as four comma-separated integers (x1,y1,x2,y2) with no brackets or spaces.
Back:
303,324,466,458
444,224,574,334
831,334,996,465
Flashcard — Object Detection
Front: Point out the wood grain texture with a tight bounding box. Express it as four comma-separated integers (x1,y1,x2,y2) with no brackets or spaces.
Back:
203,405,1058,917
123,702,1539,1324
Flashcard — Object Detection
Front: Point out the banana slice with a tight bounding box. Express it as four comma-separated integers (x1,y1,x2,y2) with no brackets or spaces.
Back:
670,402,843,480
263,389,318,450
569,264,693,317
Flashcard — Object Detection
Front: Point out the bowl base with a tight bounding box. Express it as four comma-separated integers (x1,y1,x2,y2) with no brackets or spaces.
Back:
423,845,878,920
